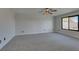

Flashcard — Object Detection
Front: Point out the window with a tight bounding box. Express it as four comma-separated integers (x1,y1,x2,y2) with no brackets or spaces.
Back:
69,16,78,30
62,17,68,29
62,15,79,31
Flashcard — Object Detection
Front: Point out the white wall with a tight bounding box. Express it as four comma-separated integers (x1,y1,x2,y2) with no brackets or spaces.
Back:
15,13,53,35
0,9,15,49
55,10,79,39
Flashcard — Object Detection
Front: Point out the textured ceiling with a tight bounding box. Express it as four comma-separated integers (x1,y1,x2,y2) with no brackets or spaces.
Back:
13,8,79,16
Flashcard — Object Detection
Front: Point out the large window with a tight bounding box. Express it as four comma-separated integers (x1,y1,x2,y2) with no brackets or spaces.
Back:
62,15,79,31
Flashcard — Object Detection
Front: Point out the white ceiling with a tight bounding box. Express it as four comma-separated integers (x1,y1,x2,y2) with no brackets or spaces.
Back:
13,8,79,16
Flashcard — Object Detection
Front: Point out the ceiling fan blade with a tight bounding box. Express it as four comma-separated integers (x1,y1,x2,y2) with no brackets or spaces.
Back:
48,11,53,14
50,9,57,12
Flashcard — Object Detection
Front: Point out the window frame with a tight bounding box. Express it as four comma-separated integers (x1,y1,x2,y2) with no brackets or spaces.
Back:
61,15,79,31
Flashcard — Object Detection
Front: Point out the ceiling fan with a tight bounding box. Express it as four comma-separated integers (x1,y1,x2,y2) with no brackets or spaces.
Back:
41,8,57,15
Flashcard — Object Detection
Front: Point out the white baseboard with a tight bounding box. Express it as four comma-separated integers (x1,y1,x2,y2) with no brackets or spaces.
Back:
16,31,53,36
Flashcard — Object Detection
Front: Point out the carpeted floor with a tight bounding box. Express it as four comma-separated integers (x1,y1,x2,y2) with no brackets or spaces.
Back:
1,33,79,51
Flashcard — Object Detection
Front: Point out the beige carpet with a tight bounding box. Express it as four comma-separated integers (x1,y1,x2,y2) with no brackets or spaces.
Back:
1,33,79,51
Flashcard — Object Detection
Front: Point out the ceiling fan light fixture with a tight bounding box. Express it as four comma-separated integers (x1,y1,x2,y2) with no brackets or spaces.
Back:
43,11,49,16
